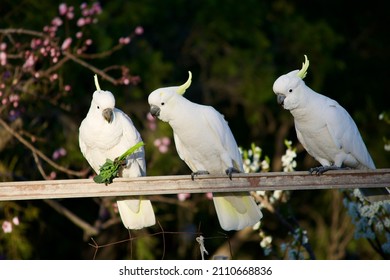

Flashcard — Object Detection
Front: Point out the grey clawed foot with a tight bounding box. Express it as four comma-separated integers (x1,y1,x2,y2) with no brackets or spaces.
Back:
191,170,210,180
225,167,241,180
309,165,346,175
309,166,326,175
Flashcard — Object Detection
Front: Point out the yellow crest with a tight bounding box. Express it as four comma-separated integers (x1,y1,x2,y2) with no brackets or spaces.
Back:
94,74,101,91
177,71,192,95
296,55,309,79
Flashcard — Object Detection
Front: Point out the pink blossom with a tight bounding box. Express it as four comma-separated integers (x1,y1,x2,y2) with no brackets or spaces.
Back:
59,3,67,15
52,17,63,27
153,138,162,147
64,85,72,91
0,52,7,66
158,145,168,153
49,171,57,179
61,37,72,51
40,47,47,56
82,8,90,17
92,2,102,14
2,221,12,233
84,17,92,25
9,94,19,102
50,73,58,81
31,38,42,49
205,193,213,200
177,193,191,201
66,11,74,20
76,31,83,38
12,217,19,226
161,137,171,146
77,18,86,27
80,3,88,10
0,42,6,51
85,39,92,46
48,25,58,34
50,48,56,57
153,137,171,153
135,26,144,35
146,112,157,131
119,37,131,45
23,54,36,69
52,147,67,160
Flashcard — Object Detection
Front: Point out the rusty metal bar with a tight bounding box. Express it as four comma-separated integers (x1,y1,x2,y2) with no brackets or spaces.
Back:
0,169,389,201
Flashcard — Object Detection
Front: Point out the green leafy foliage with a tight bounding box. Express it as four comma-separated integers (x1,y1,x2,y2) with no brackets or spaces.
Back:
93,141,144,184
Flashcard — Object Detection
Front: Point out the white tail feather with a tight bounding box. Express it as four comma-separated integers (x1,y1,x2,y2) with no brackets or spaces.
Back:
117,199,156,230
212,194,263,231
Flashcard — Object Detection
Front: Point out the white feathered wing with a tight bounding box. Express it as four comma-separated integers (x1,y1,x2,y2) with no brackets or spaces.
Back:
79,106,155,230
292,88,389,201
173,106,262,231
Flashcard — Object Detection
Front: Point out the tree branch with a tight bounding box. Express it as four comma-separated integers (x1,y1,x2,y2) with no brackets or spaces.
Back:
44,199,98,237
64,52,118,85
0,117,87,177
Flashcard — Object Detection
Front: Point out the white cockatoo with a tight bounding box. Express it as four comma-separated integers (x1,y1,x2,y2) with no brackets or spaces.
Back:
79,76,156,230
147,71,263,231
273,55,390,202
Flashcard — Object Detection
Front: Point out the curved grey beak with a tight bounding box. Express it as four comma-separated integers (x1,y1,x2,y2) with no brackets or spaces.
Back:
103,108,114,123
277,94,285,106
150,105,161,117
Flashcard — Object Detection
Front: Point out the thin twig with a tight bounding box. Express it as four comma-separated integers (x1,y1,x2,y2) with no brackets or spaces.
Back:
44,199,99,236
157,220,166,260
64,52,118,85
0,117,87,177
89,237,99,260
0,28,49,38
253,192,317,260
77,44,123,59
32,152,50,180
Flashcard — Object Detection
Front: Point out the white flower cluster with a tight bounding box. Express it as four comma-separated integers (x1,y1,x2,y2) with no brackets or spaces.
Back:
239,143,270,173
379,111,390,151
343,189,390,253
241,140,310,258
281,140,297,172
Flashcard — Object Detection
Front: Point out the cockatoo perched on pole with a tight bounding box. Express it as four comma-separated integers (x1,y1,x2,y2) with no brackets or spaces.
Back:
79,75,156,230
273,55,390,202
148,71,263,231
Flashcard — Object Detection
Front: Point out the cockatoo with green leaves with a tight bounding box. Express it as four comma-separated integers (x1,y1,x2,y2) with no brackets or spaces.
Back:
273,55,390,202
148,72,263,231
79,75,156,230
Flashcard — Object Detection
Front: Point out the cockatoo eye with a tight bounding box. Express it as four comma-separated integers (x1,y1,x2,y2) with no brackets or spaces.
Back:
161,102,165,106
289,89,293,93
97,106,100,109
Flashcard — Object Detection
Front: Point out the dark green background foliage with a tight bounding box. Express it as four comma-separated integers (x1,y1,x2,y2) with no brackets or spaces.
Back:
0,0,389,259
